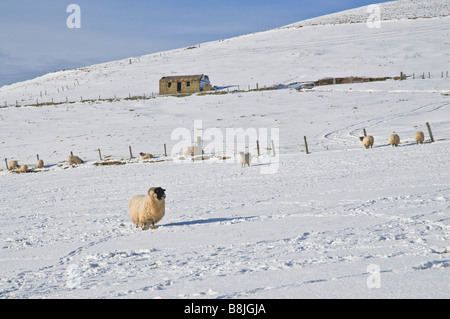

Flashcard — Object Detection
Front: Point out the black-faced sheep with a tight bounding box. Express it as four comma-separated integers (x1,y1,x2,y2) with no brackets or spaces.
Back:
238,152,251,167
139,152,153,160
129,187,166,230
389,134,400,147
359,136,374,149
415,131,425,144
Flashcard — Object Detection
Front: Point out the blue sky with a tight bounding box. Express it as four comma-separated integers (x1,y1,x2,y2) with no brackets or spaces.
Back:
0,0,379,87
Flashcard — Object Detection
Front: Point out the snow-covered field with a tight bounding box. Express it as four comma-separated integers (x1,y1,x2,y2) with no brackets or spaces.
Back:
1,0,449,299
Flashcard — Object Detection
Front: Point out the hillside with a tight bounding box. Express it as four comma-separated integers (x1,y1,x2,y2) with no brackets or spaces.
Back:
286,0,450,27
0,0,449,300
1,0,450,106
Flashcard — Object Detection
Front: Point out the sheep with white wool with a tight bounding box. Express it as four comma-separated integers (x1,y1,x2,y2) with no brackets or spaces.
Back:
7,160,18,171
36,155,44,168
129,187,166,230
68,154,84,165
238,152,251,167
139,152,153,160
16,165,28,173
415,131,425,145
389,133,400,147
182,146,202,157
359,136,374,149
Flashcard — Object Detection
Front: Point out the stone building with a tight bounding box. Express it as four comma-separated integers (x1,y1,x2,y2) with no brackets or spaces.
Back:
159,74,211,95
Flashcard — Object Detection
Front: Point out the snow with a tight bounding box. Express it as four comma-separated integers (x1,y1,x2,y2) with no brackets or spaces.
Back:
1,0,449,299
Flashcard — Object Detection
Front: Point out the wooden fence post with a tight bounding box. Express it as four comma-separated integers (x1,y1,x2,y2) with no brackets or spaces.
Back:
98,148,102,161
164,144,167,157
271,140,276,157
129,146,134,159
256,140,260,157
426,122,435,143
363,129,367,137
5,158,8,170
304,136,310,154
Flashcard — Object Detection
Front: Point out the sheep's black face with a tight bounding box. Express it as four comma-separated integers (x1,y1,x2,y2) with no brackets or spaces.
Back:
154,187,166,200
359,136,364,141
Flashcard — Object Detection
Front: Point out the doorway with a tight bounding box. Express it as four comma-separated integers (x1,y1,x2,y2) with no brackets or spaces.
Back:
177,82,182,92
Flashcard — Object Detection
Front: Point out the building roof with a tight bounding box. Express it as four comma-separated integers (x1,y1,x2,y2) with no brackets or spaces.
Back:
160,74,206,82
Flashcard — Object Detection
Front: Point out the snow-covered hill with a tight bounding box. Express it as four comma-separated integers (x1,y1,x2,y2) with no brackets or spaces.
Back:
286,0,450,27
1,0,449,106
0,0,449,299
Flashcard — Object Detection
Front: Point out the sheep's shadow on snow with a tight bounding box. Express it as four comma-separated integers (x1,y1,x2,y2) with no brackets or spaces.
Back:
163,216,258,227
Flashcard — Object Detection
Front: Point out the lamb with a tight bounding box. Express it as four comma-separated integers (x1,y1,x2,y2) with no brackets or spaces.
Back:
7,160,18,171
182,146,202,157
359,136,374,149
415,131,425,145
389,133,400,147
129,187,166,230
238,152,251,167
139,152,153,160
68,154,84,165
16,165,28,173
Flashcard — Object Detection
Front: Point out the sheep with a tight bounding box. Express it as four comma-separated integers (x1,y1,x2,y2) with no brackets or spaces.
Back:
238,152,251,167
415,131,425,145
68,154,84,165
182,146,202,157
7,160,18,171
129,187,166,230
359,136,374,149
16,165,28,173
139,152,153,160
36,155,44,168
389,133,400,147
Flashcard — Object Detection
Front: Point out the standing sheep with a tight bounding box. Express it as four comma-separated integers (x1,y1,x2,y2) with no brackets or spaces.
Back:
68,154,84,165
238,152,251,167
129,187,166,230
389,134,400,147
359,136,374,149
415,131,425,145
36,155,44,168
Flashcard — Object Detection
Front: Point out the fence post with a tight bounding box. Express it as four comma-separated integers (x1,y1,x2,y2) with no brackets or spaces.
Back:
426,122,435,143
256,140,260,157
271,140,276,157
363,129,367,137
98,148,102,161
129,146,134,159
304,136,310,154
164,144,167,157
5,158,8,170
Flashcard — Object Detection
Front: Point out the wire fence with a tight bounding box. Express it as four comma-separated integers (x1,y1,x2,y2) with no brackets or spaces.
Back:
2,70,449,108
